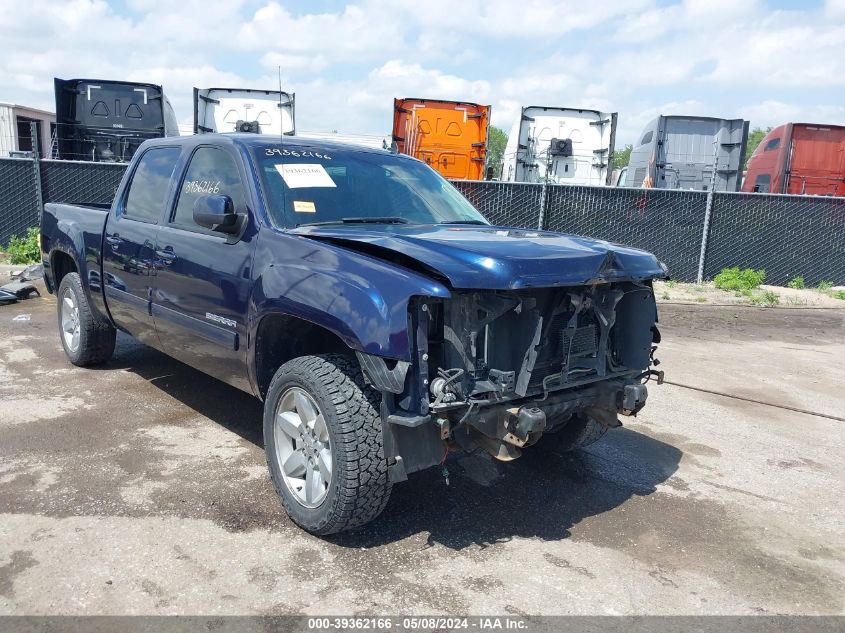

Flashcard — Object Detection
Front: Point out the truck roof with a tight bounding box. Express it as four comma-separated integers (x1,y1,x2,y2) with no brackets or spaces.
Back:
142,132,396,157
654,114,746,123
791,122,845,130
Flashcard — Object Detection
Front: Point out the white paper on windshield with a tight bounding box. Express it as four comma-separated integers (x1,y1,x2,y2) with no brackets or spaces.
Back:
274,163,336,189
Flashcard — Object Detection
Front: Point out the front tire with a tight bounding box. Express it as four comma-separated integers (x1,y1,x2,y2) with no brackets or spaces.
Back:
56,272,116,366
263,354,391,535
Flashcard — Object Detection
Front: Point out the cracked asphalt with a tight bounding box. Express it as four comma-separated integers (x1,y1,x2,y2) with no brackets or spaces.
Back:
1,279,843,615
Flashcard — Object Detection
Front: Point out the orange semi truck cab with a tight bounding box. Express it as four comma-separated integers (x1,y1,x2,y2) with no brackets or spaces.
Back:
392,98,490,180
743,123,845,196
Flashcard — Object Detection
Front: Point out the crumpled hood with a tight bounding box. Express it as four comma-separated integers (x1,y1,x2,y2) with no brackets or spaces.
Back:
292,224,667,290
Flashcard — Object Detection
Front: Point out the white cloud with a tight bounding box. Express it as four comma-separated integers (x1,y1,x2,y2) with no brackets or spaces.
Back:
825,0,845,18
260,52,331,74
0,0,842,145
383,0,652,37
612,2,845,90
237,3,405,59
737,100,845,129
703,21,845,86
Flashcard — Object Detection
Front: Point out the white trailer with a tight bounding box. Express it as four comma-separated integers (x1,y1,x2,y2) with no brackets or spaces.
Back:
625,115,748,191
194,88,295,135
501,106,617,186
0,103,55,158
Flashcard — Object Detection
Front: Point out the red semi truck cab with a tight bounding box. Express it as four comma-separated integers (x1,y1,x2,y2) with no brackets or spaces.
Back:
743,123,845,196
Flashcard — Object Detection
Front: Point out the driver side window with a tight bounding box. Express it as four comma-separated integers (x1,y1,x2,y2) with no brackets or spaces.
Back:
172,147,246,228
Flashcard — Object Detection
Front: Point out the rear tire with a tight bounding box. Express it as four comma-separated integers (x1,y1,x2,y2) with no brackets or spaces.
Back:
542,413,608,452
263,354,391,535
56,272,116,366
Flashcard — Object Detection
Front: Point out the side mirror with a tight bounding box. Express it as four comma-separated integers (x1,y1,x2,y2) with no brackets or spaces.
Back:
193,195,239,233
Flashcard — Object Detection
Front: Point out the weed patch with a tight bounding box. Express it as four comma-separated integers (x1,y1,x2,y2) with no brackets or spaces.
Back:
787,276,805,290
5,227,39,265
714,267,765,292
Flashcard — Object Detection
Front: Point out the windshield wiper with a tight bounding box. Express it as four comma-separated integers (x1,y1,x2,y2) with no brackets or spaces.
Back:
438,219,489,225
297,216,410,227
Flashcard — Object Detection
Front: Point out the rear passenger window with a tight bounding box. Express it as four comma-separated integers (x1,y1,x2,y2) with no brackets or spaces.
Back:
640,131,653,145
172,147,246,228
764,138,781,151
123,147,180,222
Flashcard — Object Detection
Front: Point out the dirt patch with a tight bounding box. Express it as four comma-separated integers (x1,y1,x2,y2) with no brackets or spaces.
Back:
655,280,845,308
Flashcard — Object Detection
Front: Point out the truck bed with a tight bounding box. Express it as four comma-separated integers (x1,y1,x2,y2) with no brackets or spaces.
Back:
41,202,109,299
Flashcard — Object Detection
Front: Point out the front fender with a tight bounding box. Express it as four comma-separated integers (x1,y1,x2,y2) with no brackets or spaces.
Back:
249,229,450,361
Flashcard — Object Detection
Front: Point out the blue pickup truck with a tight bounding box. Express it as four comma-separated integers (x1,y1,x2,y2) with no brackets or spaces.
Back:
41,133,666,534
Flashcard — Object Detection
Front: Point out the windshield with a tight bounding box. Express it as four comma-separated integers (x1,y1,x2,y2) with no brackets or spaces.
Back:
253,145,488,227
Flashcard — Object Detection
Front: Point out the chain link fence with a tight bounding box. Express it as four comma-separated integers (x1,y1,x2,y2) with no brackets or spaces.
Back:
40,160,127,207
543,186,709,283
451,181,543,229
0,158,128,246
1,153,843,286
451,180,845,285
0,158,41,246
705,192,845,286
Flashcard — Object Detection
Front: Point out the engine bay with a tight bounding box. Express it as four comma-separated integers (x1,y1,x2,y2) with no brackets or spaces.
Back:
425,282,659,407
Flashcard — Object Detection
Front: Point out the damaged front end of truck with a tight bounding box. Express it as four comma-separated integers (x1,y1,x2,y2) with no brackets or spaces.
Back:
359,280,663,482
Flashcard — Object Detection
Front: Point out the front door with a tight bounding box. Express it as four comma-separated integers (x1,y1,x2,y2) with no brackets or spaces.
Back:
102,146,181,345
151,145,255,392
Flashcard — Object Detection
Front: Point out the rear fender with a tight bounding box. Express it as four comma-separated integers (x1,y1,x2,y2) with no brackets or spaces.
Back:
48,220,110,322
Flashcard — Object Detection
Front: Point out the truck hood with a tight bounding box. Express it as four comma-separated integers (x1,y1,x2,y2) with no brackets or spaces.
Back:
292,224,667,290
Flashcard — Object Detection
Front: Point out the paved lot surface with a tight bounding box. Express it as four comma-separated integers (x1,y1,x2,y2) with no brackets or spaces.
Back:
1,284,843,616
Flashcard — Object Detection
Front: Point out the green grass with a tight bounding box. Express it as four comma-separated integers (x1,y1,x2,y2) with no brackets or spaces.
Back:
5,227,39,265
750,290,780,307
714,267,766,292
817,281,833,292
833,290,845,301
787,276,805,290
785,295,808,306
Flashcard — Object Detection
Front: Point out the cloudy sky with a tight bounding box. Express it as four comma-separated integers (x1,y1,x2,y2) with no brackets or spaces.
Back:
1,0,844,145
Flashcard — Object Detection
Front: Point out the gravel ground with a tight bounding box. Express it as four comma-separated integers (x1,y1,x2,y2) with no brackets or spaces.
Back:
0,280,843,616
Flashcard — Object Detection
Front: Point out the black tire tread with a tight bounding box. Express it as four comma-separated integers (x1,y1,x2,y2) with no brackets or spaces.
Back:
57,272,116,366
265,354,391,534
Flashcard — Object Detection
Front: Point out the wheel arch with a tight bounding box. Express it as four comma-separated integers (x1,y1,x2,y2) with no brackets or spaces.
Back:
253,312,355,399
50,248,78,290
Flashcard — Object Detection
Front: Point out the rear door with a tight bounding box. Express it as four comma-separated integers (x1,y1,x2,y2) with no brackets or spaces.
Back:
102,146,181,344
393,99,489,180
194,88,295,135
511,107,616,186
151,144,255,392
788,125,845,195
